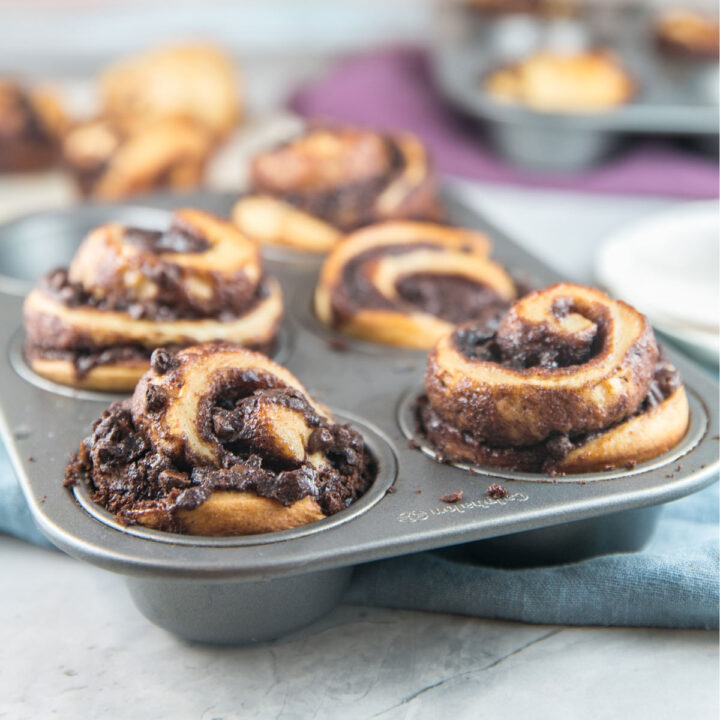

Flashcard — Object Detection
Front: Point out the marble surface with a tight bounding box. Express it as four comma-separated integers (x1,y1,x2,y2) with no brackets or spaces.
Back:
2,538,718,720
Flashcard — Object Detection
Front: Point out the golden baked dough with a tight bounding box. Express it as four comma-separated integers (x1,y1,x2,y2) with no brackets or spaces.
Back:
315,221,516,348
65,344,372,536
420,283,689,473
486,51,634,112
62,117,213,200
24,209,282,391
100,44,241,140
232,127,443,252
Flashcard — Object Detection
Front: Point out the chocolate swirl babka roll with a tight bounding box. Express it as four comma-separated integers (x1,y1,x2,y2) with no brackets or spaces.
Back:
65,344,374,535
232,126,443,252
62,117,213,200
419,283,689,473
24,209,282,391
0,80,67,172
314,221,517,348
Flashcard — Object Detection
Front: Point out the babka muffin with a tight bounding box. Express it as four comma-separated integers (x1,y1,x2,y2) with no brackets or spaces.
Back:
65,344,374,535
315,221,516,348
232,126,443,252
24,209,282,391
418,283,689,473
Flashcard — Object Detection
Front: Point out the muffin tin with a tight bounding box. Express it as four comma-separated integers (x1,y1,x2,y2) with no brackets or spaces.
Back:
0,190,717,644
431,5,719,169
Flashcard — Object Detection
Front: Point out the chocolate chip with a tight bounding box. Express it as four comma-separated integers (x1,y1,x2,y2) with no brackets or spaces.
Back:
307,427,334,454
150,348,177,375
486,483,508,500
158,469,190,491
145,384,167,412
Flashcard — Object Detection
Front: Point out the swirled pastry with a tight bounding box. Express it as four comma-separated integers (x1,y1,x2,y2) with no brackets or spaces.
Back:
100,44,242,140
314,221,517,348
64,344,374,535
232,126,443,252
0,80,67,172
485,51,634,112
62,117,213,200
418,283,689,473
24,209,282,391
656,10,719,59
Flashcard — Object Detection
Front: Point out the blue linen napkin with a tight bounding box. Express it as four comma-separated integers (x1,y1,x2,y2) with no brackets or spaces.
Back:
2,438,717,628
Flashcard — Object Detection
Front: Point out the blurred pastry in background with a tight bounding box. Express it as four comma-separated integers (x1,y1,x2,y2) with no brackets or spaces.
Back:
656,9,719,59
232,126,444,252
62,117,213,200
485,50,634,113
0,80,67,172
465,0,577,17
100,44,242,141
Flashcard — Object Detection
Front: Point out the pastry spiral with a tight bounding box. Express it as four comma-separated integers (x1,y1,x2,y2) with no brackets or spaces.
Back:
314,221,517,348
62,117,213,200
24,209,282,391
232,126,443,252
65,344,373,535
419,283,689,473
485,51,634,112
0,80,67,172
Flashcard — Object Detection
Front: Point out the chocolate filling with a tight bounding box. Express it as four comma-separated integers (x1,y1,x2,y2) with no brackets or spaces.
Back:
416,353,682,473
328,243,511,327
396,273,510,325
123,218,211,254
26,338,276,380
453,302,602,370
65,371,374,532
38,267,269,322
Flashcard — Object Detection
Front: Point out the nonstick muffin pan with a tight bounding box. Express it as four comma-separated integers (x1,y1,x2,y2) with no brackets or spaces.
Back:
431,6,719,169
0,191,717,644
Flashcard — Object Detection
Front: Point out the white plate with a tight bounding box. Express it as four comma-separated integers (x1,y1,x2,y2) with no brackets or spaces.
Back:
596,201,719,365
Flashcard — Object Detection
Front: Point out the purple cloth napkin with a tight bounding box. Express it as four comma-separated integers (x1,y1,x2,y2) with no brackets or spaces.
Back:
290,47,719,199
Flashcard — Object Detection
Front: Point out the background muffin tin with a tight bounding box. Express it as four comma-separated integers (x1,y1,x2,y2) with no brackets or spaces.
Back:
431,4,719,169
0,190,717,644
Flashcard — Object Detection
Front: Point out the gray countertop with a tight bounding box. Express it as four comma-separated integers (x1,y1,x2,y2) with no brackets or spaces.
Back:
1,171,717,718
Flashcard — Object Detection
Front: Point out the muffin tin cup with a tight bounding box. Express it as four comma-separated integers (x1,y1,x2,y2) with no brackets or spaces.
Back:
431,7,719,170
0,189,717,644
